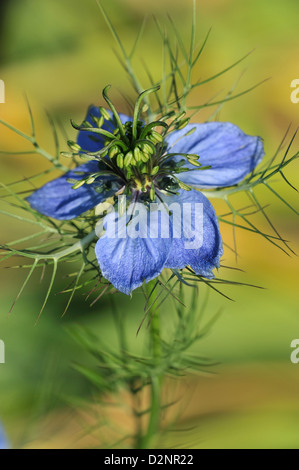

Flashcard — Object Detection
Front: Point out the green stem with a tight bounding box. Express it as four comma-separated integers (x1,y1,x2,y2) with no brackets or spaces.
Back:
202,181,258,199
5,230,97,261
137,280,162,449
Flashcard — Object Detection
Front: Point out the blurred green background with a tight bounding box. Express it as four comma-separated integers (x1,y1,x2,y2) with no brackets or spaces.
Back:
0,0,299,449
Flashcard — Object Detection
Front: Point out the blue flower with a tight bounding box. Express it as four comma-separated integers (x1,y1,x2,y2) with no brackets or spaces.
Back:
27,96,264,295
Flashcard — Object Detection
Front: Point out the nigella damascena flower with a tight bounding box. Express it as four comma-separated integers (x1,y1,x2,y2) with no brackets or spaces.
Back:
27,87,264,295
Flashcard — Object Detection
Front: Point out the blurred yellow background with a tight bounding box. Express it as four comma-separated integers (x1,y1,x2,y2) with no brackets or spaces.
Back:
0,0,299,449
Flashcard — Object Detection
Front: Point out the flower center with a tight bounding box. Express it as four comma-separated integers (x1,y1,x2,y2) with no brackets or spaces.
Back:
68,85,208,202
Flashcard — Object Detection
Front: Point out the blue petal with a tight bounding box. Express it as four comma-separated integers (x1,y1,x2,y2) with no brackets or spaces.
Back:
166,122,264,188
163,189,223,278
95,201,172,295
77,106,132,153
27,161,117,220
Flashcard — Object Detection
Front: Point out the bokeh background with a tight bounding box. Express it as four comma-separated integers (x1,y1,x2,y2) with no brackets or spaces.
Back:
0,0,299,449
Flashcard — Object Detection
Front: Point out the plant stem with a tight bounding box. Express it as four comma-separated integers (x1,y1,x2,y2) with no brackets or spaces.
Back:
138,280,163,449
